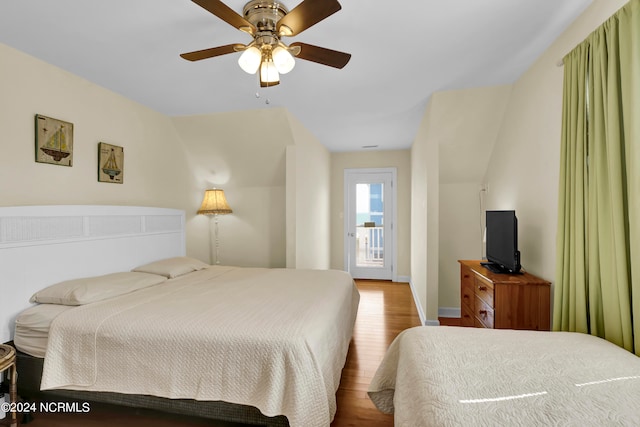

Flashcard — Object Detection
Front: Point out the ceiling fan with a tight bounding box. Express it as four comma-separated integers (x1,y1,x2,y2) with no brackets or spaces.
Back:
180,0,351,87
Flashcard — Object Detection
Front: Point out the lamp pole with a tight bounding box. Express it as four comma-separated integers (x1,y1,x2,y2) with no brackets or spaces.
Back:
207,214,222,265
214,213,221,265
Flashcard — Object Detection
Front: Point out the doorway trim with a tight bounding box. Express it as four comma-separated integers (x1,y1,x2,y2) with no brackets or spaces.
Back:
343,167,398,281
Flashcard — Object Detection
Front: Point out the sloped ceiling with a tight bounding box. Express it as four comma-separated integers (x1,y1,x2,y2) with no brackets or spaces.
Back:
434,85,514,184
0,0,592,152
172,108,292,188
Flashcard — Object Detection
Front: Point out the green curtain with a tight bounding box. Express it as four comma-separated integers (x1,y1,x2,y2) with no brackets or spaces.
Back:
554,0,640,356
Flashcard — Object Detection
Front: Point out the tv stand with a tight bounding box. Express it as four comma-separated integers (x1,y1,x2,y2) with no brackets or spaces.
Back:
459,260,551,330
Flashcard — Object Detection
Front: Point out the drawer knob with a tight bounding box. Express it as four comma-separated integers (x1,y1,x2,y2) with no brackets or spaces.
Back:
479,310,488,318
463,274,470,279
478,286,487,291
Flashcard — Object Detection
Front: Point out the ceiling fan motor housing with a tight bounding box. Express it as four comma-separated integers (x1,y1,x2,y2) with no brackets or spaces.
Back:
243,0,288,32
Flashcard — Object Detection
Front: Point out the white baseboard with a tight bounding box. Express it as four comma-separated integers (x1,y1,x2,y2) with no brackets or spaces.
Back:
438,307,461,318
395,275,411,283
407,280,459,326
408,279,426,326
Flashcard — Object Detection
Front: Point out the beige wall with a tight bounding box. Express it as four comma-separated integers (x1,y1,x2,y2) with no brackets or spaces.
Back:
411,85,511,321
411,99,439,324
171,108,292,268
330,150,411,278
431,85,511,314
483,0,628,286
169,108,332,269
439,182,483,309
285,111,331,269
0,42,191,210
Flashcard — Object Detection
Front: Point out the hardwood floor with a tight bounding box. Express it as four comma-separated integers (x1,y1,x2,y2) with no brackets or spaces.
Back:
3,280,442,427
331,280,421,427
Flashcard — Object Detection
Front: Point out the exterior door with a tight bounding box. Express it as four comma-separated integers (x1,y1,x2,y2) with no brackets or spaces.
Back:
344,168,396,280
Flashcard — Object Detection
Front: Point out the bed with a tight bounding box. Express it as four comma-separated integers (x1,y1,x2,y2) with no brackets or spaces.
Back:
368,326,640,426
1,205,359,427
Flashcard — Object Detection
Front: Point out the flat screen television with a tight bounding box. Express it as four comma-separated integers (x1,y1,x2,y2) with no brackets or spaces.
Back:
482,210,521,274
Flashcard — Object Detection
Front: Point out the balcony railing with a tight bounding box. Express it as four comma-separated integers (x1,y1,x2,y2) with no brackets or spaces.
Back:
356,225,384,267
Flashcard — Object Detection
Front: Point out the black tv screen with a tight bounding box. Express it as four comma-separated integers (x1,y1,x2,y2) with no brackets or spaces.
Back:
485,210,521,273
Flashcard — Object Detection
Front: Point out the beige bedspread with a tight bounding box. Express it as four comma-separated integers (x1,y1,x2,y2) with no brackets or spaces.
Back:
368,326,640,426
42,266,359,427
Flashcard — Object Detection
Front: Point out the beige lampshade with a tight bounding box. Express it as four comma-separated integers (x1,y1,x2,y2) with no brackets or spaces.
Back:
197,189,232,215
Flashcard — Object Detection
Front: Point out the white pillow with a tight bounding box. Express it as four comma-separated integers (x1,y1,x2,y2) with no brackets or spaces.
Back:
30,271,167,305
132,256,209,278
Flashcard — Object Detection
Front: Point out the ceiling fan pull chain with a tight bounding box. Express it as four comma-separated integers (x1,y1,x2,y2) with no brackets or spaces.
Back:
254,88,270,105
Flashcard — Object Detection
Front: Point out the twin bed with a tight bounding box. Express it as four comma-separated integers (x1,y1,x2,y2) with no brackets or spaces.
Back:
1,205,359,427
368,322,640,426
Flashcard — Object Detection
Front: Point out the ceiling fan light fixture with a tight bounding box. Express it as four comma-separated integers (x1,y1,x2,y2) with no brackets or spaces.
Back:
259,56,280,87
238,46,262,74
272,46,295,74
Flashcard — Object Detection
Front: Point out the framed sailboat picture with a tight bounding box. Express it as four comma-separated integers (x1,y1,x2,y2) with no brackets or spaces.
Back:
35,114,73,166
98,142,124,183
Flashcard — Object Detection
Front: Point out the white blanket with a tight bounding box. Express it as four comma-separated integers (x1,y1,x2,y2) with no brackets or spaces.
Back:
42,266,359,427
368,326,640,426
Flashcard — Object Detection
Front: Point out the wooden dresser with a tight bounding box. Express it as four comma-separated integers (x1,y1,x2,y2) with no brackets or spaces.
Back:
459,260,551,330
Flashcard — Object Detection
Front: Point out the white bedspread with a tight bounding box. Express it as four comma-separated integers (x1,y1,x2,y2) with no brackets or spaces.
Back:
42,266,359,427
368,326,640,426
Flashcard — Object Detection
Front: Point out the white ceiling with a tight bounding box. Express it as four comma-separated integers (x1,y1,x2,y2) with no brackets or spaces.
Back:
0,0,592,152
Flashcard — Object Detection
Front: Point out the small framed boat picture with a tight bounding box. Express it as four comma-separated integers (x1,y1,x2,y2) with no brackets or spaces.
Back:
98,142,124,183
35,114,74,166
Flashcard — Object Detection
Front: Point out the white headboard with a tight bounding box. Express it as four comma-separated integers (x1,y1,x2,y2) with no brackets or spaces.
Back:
0,205,185,343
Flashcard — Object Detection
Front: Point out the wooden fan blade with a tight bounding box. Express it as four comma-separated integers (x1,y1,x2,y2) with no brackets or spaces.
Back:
180,44,242,61
192,0,255,34
290,42,351,69
277,0,341,37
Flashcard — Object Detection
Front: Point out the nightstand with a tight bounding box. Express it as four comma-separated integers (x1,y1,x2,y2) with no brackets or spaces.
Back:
0,344,17,427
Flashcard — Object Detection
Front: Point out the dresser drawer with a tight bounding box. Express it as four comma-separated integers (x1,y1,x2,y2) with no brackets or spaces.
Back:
474,275,494,308
461,279,475,311
475,295,494,328
461,304,475,327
